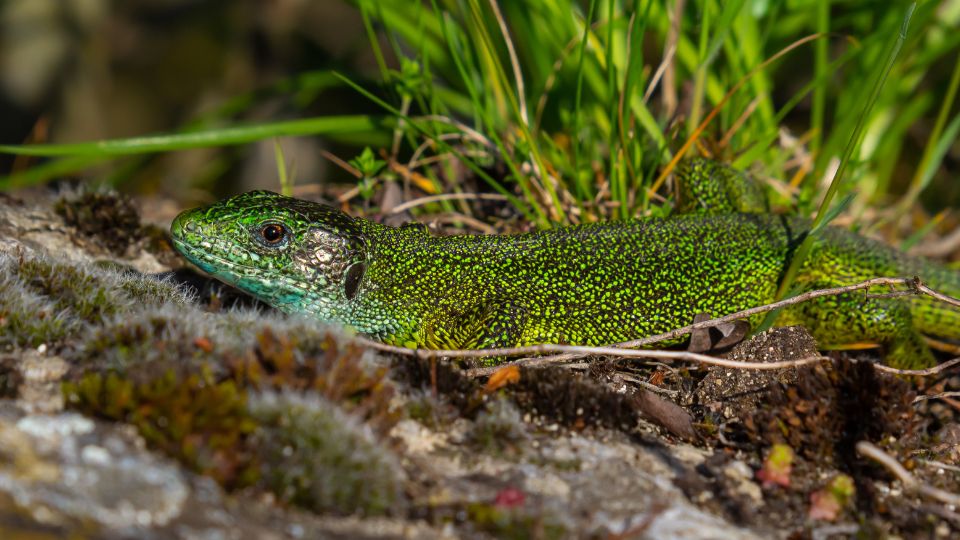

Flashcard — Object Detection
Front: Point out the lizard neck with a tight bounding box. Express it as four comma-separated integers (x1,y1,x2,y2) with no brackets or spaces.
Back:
316,222,434,342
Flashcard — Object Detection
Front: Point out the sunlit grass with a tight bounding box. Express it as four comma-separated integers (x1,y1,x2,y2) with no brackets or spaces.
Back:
0,0,958,233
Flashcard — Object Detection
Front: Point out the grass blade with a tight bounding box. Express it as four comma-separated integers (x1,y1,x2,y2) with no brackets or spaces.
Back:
0,115,393,157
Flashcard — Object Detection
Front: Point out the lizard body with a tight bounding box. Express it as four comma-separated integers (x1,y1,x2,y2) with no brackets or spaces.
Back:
170,160,960,368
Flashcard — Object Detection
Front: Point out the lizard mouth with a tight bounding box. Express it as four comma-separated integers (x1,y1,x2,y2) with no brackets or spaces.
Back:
171,235,313,306
171,237,241,277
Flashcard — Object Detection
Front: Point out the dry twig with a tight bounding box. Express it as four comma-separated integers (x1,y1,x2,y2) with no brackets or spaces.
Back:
388,193,509,215
873,356,960,377
856,441,960,507
912,390,960,404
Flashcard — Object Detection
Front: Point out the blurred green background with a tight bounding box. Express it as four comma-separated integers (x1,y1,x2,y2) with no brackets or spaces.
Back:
0,0,390,198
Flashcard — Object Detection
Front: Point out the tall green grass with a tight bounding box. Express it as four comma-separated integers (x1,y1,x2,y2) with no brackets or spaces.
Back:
1,0,958,232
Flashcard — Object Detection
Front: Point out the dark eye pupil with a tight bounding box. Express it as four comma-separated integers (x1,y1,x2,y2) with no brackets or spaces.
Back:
261,224,285,243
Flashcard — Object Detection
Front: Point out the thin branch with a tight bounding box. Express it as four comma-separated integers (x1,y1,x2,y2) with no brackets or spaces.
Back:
411,149,489,169
530,277,926,366
916,282,960,309
423,213,498,235
912,390,960,404
389,193,509,215
919,459,960,475
356,332,832,377
622,277,919,348
617,373,682,397
719,95,763,149
856,441,960,507
464,353,826,378
873,356,960,376
408,132,463,167
320,149,361,178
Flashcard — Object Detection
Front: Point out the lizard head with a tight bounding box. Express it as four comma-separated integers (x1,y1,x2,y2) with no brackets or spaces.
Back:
170,190,370,320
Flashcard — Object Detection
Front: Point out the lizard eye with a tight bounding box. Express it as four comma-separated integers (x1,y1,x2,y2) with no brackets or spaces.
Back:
258,223,288,246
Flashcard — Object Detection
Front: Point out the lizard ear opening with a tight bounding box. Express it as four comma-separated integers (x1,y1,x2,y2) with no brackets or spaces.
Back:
343,261,366,300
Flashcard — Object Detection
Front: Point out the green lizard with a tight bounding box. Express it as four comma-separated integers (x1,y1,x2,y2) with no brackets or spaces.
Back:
170,159,960,369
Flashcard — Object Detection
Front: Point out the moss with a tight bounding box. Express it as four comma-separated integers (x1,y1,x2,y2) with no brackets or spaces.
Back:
391,356,484,417
3,246,405,516
65,331,405,511
64,305,403,514
227,326,401,434
469,396,528,455
64,367,260,488
0,253,190,349
119,274,191,307
0,268,77,348
19,259,124,329
77,310,223,370
466,502,567,540
74,305,399,427
249,392,407,516
54,190,143,255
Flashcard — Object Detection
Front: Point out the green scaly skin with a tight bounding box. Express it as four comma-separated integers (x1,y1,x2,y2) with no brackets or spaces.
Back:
170,159,960,369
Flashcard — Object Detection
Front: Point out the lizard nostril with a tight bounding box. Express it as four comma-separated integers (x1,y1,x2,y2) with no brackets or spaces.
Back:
171,211,200,239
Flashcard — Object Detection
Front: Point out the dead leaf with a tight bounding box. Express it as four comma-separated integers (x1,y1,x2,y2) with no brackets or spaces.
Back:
484,365,521,393
632,388,697,441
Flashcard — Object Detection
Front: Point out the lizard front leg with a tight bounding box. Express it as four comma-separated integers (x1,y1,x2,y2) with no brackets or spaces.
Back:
420,300,529,367
779,280,935,369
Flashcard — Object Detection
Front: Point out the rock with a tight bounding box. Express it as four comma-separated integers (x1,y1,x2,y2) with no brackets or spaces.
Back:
15,350,68,414
0,193,167,274
0,403,188,531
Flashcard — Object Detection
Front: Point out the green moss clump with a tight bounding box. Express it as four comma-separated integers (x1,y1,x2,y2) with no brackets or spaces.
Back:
249,392,407,516
10,243,411,516
64,335,407,510
232,328,400,434
77,309,221,370
466,502,567,540
64,367,260,488
0,253,190,349
12,256,122,333
65,313,405,514
14,255,187,319
0,266,76,348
